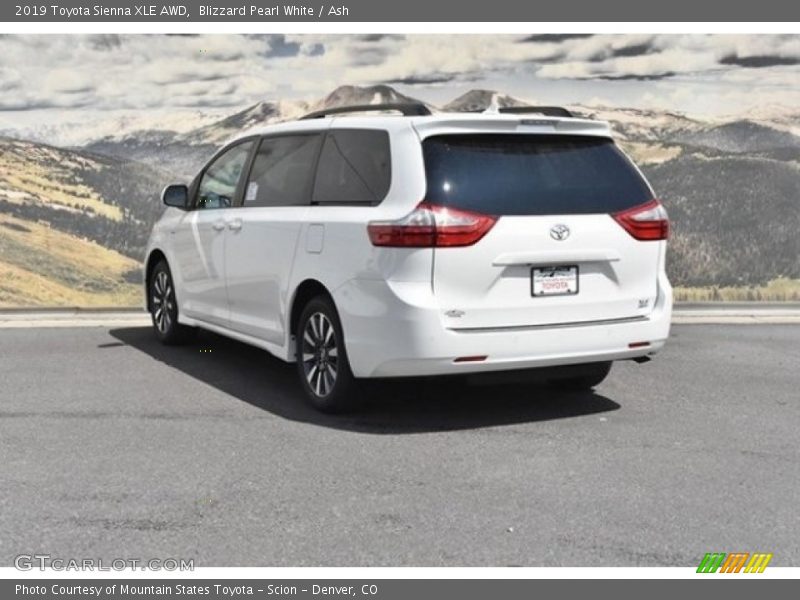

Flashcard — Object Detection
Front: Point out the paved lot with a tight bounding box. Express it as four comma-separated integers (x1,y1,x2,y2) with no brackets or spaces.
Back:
0,325,798,566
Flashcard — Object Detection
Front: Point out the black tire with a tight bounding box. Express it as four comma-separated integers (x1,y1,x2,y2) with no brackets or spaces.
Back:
295,296,360,413
149,259,195,345
549,361,612,391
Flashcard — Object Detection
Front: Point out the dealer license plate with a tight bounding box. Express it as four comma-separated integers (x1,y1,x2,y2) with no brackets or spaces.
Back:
531,266,579,297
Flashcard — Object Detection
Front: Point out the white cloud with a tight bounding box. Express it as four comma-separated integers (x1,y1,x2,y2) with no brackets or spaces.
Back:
0,34,797,120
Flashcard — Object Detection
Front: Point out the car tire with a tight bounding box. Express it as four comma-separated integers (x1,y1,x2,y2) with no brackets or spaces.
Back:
550,361,612,391
149,259,195,345
296,296,360,413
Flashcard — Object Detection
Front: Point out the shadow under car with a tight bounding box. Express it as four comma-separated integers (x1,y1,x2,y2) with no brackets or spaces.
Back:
109,326,621,434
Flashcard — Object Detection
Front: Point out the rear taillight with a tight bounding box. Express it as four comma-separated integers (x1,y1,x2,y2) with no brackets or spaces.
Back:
613,199,669,241
367,202,497,247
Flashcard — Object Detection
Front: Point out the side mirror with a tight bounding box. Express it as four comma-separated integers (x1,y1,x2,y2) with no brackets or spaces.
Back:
161,184,189,209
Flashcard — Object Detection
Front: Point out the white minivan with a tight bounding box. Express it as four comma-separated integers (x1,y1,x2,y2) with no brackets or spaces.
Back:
144,103,672,412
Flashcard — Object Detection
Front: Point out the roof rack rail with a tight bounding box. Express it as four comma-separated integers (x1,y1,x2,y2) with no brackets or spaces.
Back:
301,103,432,120
498,106,574,118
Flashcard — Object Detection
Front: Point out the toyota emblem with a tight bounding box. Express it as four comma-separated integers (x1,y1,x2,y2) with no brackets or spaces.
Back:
550,224,570,241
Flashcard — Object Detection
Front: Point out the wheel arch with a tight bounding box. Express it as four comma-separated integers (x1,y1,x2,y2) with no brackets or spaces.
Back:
144,249,168,312
288,279,335,340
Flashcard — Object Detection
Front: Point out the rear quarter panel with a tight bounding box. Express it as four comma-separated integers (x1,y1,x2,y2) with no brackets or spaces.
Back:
283,120,430,351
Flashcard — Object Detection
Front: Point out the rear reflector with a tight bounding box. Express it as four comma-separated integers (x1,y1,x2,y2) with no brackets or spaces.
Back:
628,341,651,348
453,355,488,363
613,199,669,241
367,202,496,247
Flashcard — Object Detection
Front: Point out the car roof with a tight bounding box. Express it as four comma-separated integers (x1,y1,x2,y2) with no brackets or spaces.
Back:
228,111,612,145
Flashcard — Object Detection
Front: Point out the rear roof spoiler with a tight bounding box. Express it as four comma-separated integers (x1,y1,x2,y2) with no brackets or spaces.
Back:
498,106,573,118
412,115,612,137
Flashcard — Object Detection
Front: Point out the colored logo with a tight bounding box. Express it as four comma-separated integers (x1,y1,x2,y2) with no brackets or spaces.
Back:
697,552,773,573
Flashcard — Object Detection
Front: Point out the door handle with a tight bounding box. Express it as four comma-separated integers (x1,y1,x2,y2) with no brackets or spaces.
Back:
227,219,243,232
212,220,226,232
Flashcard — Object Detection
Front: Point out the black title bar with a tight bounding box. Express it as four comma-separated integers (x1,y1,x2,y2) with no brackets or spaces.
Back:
3,579,796,600
3,0,799,22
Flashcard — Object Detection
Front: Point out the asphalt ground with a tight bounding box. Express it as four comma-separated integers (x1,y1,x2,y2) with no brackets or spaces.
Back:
0,324,798,566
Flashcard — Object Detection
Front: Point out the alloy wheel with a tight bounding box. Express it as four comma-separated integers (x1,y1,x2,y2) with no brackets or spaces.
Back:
152,270,174,334
300,312,339,397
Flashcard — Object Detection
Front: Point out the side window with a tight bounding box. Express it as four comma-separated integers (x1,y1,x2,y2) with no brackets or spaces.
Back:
242,135,322,207
312,130,391,205
196,141,254,210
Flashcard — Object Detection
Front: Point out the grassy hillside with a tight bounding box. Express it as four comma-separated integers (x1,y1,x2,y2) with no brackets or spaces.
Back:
0,137,168,258
0,141,123,220
0,137,165,306
643,151,800,287
0,214,140,306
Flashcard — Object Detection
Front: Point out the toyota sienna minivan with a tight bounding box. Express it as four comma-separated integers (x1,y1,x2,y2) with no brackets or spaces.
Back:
144,103,672,412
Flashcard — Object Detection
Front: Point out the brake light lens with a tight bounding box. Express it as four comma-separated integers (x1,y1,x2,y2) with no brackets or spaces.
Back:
612,199,669,241
367,202,497,247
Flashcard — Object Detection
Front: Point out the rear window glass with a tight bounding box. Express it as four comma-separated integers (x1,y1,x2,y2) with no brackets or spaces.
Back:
312,130,391,205
422,134,652,215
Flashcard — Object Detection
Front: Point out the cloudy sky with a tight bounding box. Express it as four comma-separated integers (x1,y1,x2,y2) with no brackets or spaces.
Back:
1,33,799,132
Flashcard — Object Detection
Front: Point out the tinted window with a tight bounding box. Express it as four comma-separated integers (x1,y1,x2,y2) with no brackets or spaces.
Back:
243,135,322,207
423,135,652,215
196,141,254,210
313,130,391,205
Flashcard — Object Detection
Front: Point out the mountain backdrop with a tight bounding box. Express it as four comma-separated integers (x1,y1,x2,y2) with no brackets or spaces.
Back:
1,84,799,306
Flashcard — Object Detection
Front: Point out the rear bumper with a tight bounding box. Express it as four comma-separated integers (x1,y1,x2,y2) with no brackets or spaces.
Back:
335,276,672,378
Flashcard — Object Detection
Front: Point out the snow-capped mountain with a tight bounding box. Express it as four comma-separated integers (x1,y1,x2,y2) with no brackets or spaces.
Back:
442,89,530,112
179,85,427,146
82,86,432,176
177,99,311,146
0,108,229,148
569,105,704,142
316,84,421,110
5,84,800,155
